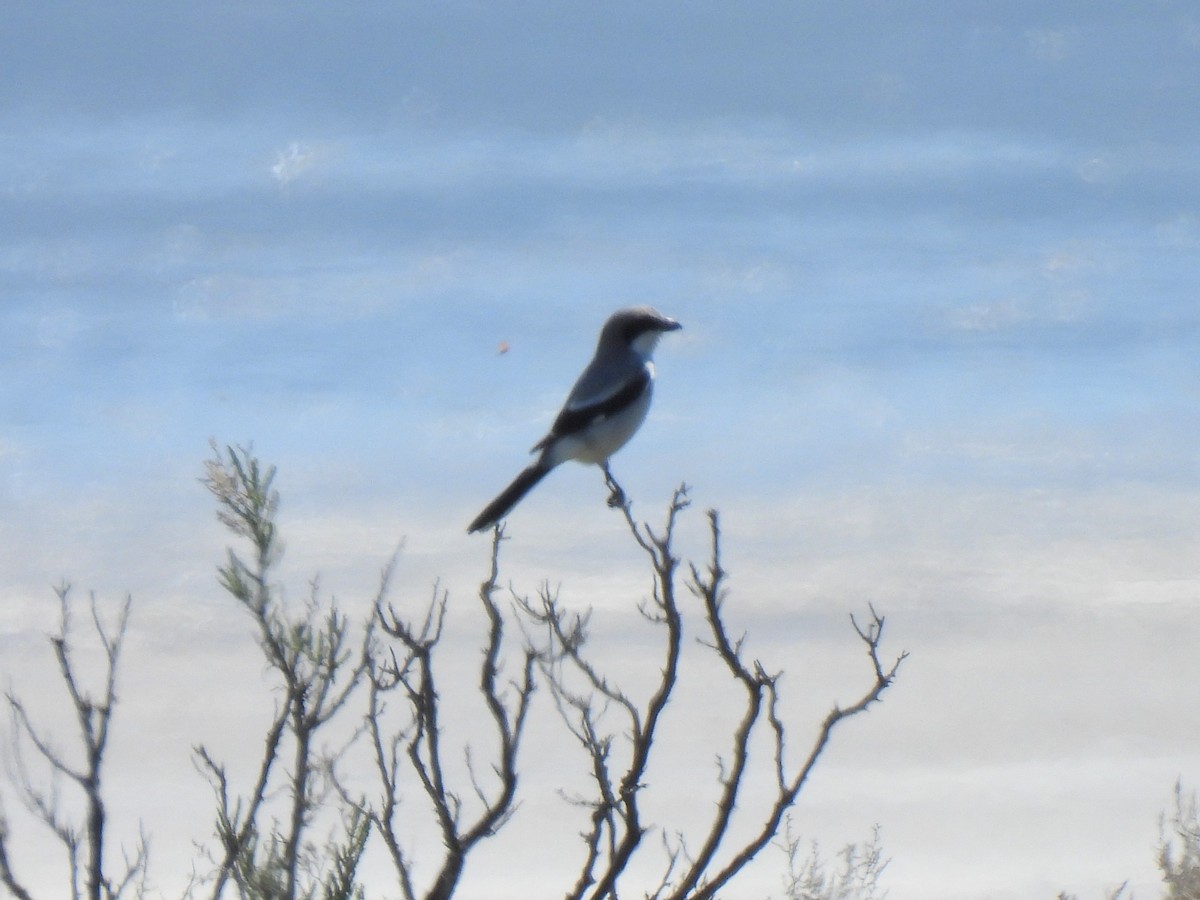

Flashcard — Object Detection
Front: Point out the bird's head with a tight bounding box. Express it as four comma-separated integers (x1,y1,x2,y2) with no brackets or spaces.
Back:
602,306,682,359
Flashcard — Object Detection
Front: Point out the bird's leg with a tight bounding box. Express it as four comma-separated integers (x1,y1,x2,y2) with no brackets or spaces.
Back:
602,463,627,509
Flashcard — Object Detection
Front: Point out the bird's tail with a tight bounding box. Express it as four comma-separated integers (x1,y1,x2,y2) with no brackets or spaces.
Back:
467,463,551,533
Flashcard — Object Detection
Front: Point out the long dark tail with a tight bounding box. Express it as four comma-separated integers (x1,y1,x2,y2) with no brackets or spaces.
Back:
467,463,552,533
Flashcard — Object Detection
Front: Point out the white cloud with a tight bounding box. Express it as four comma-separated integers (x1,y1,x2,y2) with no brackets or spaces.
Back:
1155,213,1200,248
1026,28,1074,62
270,140,320,186
35,308,86,350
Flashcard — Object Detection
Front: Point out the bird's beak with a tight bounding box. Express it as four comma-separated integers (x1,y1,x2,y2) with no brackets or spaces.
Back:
663,318,682,331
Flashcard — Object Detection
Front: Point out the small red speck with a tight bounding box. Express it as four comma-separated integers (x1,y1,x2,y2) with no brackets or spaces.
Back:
497,341,510,355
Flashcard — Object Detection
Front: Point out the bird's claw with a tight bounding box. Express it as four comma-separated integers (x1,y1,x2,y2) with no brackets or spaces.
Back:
602,464,626,509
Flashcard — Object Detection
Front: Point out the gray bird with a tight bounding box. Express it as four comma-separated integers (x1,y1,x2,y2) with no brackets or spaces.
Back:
467,306,682,533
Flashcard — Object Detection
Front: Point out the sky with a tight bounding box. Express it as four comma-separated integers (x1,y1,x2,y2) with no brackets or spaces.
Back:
1,2,1198,897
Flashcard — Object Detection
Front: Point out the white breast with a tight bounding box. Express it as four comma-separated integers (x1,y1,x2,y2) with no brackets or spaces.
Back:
550,377,654,466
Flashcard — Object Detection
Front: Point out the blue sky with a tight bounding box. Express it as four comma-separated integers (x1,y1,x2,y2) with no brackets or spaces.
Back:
2,3,1198,898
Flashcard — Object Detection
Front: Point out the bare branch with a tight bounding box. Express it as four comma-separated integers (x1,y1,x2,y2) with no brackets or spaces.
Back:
362,522,536,900
669,510,771,897
108,822,151,900
0,808,36,900
685,591,906,900
517,477,691,900
522,485,905,900
2,586,141,900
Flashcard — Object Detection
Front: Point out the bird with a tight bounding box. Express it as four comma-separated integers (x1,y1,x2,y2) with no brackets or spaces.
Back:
467,306,682,534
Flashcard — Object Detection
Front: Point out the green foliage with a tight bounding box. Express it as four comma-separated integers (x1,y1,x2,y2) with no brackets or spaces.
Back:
777,820,889,900
197,443,371,900
1159,781,1200,900
321,807,370,900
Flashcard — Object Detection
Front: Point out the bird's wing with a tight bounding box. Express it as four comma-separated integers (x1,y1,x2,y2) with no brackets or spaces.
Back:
534,365,651,448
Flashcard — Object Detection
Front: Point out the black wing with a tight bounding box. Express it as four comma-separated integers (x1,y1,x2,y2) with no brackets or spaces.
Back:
546,367,650,440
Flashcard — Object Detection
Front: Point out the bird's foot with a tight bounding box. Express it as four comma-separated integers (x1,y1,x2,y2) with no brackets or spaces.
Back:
603,465,627,509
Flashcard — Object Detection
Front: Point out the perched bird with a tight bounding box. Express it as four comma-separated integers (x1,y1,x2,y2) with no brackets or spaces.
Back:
467,306,682,534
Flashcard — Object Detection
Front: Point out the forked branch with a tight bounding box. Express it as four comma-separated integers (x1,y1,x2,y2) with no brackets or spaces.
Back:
678,515,906,900
523,481,905,900
1,586,146,900
367,526,536,900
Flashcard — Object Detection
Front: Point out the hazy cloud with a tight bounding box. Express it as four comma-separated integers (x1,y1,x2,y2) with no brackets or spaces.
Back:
2,4,1197,898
